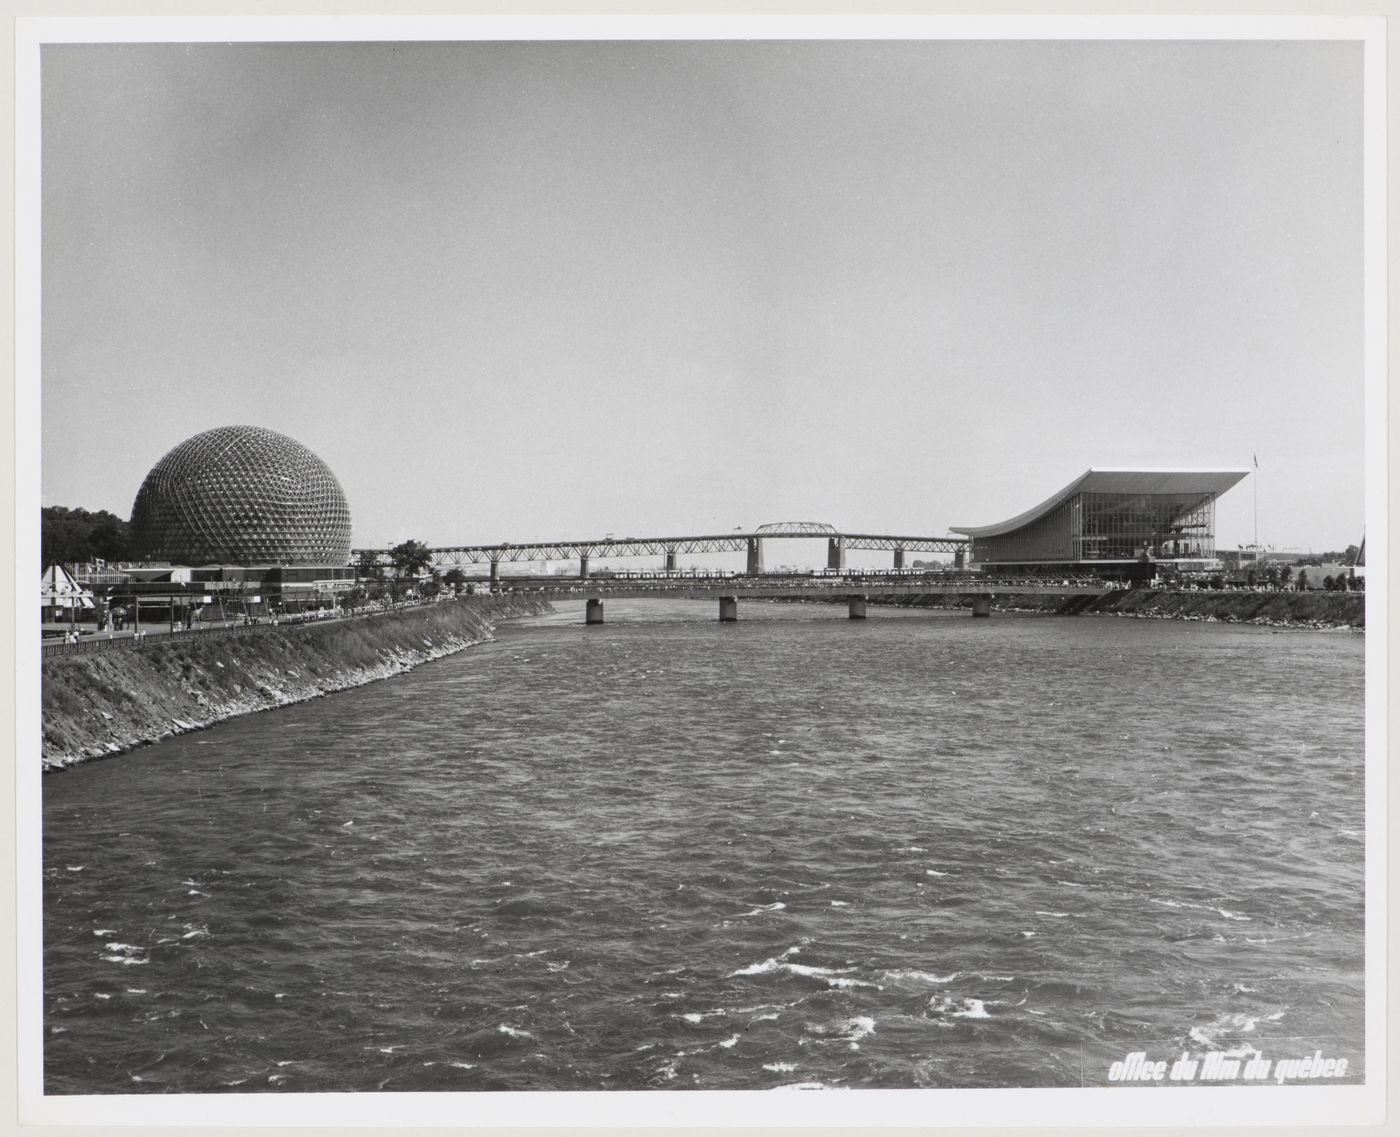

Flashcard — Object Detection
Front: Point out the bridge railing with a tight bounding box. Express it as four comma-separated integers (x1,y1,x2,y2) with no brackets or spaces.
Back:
486,573,1111,595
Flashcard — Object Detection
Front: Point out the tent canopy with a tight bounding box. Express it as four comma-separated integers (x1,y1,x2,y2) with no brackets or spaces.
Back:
41,564,96,608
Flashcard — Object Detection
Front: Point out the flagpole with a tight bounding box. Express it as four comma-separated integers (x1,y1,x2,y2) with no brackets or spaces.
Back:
1252,454,1259,572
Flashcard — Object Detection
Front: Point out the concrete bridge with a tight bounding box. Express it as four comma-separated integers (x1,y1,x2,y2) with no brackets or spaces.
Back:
488,573,1110,623
354,521,971,586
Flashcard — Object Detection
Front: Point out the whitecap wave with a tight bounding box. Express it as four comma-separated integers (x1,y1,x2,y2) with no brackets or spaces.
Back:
880,968,958,985
802,1016,877,1050
736,902,788,917
1150,897,1251,921
1188,1011,1261,1047
498,1024,536,1040
731,946,859,985
929,995,991,1019
100,942,148,965
785,962,857,981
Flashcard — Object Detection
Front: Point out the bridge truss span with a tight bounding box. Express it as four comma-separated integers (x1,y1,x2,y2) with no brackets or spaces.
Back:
838,534,970,554
353,527,970,576
752,521,838,536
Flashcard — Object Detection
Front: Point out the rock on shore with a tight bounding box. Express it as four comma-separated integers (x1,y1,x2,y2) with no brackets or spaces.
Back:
41,595,552,772
884,588,1364,629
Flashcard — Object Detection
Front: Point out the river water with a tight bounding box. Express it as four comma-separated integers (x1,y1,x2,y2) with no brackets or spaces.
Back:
42,600,1366,1094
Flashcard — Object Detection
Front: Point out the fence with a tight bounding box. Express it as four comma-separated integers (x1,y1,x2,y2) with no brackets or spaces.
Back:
39,597,442,659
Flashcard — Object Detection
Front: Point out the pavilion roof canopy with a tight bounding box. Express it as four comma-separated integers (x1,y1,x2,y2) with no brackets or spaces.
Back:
951,468,1251,540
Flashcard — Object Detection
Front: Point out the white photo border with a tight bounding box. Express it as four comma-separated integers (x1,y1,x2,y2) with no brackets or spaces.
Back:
13,12,1388,1132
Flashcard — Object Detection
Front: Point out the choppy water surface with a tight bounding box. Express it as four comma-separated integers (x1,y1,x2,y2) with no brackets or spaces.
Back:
43,600,1365,1093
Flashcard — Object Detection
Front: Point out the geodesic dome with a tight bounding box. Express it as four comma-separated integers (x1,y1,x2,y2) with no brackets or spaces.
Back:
130,426,352,565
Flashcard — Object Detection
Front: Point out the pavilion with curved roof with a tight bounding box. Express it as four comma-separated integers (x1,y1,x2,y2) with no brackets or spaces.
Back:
951,468,1250,577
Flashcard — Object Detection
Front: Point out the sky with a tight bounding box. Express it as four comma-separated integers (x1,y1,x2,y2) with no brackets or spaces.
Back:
36,34,1368,559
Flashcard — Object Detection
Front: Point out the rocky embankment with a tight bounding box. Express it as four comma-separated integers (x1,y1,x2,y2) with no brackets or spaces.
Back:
884,589,1364,629
41,595,552,772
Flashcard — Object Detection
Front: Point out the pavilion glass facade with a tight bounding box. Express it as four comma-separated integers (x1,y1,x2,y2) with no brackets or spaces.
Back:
969,491,1218,567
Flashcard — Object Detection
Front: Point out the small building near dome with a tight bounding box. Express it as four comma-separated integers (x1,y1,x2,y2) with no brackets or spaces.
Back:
41,564,95,622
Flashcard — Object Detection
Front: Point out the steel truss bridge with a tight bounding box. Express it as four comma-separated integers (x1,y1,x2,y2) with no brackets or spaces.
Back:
354,521,970,580
458,575,1109,623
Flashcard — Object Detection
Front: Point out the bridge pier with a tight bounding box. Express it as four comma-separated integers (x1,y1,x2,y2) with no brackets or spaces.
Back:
827,536,845,571
489,560,500,590
848,596,867,619
972,594,992,617
665,549,678,572
579,555,590,579
746,537,764,574
893,548,905,570
586,598,605,625
718,596,739,622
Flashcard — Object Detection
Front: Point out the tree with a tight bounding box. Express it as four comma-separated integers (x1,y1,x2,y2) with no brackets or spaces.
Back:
355,549,386,581
389,539,433,580
1345,544,1361,565
443,567,468,594
41,506,131,568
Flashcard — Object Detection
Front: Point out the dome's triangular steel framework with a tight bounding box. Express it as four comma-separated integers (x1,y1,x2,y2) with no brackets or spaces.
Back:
131,425,352,566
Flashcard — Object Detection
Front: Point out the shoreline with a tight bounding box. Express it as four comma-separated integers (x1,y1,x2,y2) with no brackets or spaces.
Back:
41,587,1361,772
40,595,553,772
874,588,1364,630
